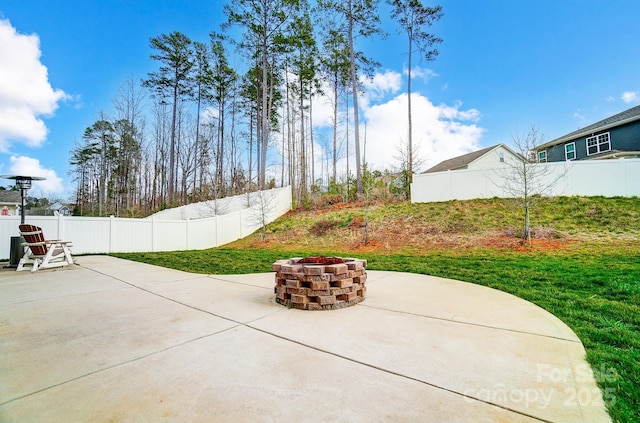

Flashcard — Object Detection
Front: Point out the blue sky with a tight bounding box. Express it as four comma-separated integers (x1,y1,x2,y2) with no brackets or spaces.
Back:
1,0,639,199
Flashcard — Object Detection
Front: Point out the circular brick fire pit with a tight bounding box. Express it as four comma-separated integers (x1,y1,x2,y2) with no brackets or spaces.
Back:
272,256,367,310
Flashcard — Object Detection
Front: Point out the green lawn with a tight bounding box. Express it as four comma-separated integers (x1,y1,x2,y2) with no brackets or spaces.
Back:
114,242,639,422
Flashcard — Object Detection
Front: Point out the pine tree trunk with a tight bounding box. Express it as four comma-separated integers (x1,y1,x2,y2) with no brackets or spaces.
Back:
347,0,363,197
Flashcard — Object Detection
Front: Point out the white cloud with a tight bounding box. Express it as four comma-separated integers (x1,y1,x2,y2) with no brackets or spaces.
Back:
621,91,638,104
202,106,219,123
439,100,481,122
361,70,402,101
8,155,63,194
573,109,586,123
0,18,69,150
362,92,484,172
312,97,335,129
308,70,484,179
310,79,340,129
404,66,438,82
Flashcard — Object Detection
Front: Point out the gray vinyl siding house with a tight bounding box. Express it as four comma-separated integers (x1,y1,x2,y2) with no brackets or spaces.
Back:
534,105,640,162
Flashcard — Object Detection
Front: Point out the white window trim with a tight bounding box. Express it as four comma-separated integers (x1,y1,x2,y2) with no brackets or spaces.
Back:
538,150,547,163
565,142,576,161
586,132,611,156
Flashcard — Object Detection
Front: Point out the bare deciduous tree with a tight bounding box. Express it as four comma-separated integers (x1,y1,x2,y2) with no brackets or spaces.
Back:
247,189,278,241
394,135,426,200
498,126,566,245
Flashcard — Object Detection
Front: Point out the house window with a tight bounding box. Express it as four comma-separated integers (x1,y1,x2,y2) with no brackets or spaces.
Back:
538,150,547,163
499,152,504,163
586,132,611,155
565,142,576,160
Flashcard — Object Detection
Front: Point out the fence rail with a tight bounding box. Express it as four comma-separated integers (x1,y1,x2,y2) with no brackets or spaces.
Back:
0,187,292,259
411,158,640,203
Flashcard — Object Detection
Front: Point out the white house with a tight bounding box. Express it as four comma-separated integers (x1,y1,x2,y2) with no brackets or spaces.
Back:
422,144,521,174
47,202,71,216
0,190,21,216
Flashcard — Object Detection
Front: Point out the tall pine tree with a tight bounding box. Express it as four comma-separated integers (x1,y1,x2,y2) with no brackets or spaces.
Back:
389,0,442,193
143,32,194,203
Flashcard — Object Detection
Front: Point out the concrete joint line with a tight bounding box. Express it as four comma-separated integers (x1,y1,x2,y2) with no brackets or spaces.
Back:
358,303,581,343
206,274,273,290
245,322,554,423
79,265,244,324
0,324,242,408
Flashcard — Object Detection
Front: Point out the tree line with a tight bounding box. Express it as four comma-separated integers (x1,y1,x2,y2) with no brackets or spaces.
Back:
69,0,442,217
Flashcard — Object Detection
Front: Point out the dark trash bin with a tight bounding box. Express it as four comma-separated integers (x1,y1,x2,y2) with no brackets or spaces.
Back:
6,236,25,268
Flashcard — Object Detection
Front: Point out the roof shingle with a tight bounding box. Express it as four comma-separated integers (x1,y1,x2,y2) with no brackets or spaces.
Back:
0,190,22,203
423,145,498,173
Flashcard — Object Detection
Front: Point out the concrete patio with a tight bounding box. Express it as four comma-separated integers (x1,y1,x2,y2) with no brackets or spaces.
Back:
0,256,610,422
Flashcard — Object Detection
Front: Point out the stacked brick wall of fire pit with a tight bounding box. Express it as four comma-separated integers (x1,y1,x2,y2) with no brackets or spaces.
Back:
272,258,367,310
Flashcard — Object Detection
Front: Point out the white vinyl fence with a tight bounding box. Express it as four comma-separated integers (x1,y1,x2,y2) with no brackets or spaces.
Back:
146,190,273,220
411,158,640,203
0,187,292,259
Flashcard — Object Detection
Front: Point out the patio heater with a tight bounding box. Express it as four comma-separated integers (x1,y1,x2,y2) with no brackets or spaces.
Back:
1,175,46,268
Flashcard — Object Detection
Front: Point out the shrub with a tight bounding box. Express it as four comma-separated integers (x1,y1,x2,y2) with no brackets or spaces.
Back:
309,219,339,236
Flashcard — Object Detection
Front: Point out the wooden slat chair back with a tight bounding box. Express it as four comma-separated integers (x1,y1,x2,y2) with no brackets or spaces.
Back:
20,224,48,256
17,224,74,272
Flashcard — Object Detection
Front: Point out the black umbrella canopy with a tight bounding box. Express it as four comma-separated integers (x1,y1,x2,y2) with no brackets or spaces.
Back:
0,175,46,190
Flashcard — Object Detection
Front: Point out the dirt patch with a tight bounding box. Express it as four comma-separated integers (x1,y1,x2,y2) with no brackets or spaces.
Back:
329,201,366,210
348,217,366,228
350,239,385,252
